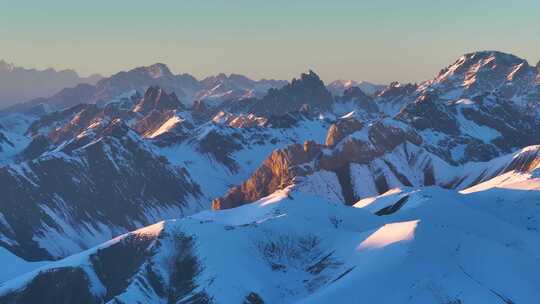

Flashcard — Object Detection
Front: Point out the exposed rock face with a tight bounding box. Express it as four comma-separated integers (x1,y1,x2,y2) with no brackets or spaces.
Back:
199,73,286,101
0,118,202,260
212,140,322,210
429,51,536,97
504,146,540,173
213,119,423,209
373,82,418,115
2,51,540,275
20,135,50,160
327,79,384,96
319,119,423,170
397,93,460,136
4,63,287,114
197,128,244,172
248,70,333,116
212,111,540,210
342,87,379,112
0,225,210,304
325,117,364,146
133,110,174,136
395,89,540,164
133,86,183,114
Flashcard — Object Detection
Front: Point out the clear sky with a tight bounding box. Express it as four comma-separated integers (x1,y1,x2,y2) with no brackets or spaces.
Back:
1,0,539,84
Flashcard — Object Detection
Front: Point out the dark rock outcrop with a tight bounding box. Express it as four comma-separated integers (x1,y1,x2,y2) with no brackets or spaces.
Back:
134,86,183,114
248,71,333,116
325,117,364,146
0,119,202,260
213,119,423,209
212,140,322,210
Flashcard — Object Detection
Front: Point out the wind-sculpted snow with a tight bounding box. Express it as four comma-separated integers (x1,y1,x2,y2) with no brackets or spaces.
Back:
2,178,540,303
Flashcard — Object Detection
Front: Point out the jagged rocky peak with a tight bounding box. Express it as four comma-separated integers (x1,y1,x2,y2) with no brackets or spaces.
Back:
328,79,384,96
212,140,323,210
337,86,379,114
342,86,369,100
213,117,424,210
133,86,183,114
377,81,418,98
397,92,461,135
462,50,526,66
98,118,131,138
440,51,528,77
250,70,333,116
327,79,358,95
325,116,364,146
201,73,229,86
430,51,536,93
319,118,423,170
292,70,326,89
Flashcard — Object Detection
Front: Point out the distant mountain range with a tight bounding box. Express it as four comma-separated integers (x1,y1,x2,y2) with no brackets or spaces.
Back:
0,51,539,303
2,61,383,115
0,60,102,108
327,79,385,96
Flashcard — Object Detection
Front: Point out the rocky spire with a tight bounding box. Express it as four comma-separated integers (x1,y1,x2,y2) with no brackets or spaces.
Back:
250,70,333,116
134,86,183,114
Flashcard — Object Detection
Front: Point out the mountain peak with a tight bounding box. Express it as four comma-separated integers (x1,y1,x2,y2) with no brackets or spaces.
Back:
249,70,332,116
134,86,182,113
299,69,322,82
425,50,535,96
329,79,358,87
144,63,173,79
457,51,527,65
288,70,325,90
446,51,528,75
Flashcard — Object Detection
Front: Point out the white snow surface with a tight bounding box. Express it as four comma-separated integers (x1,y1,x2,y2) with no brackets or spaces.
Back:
2,171,539,303
0,247,50,284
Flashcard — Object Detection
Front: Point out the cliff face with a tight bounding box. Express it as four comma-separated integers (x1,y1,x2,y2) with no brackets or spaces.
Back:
325,117,363,146
212,140,322,210
212,118,424,210
212,114,540,211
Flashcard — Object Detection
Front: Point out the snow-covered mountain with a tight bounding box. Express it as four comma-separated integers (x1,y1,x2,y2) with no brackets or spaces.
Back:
327,79,384,96
0,50,539,303
4,63,287,114
1,160,539,302
0,60,102,109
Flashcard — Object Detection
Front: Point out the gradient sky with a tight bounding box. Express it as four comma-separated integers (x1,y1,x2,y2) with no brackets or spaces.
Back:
1,0,539,84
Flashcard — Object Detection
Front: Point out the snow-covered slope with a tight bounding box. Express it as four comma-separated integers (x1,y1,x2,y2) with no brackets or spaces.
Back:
0,51,540,301
212,109,540,209
2,178,539,303
327,79,384,96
